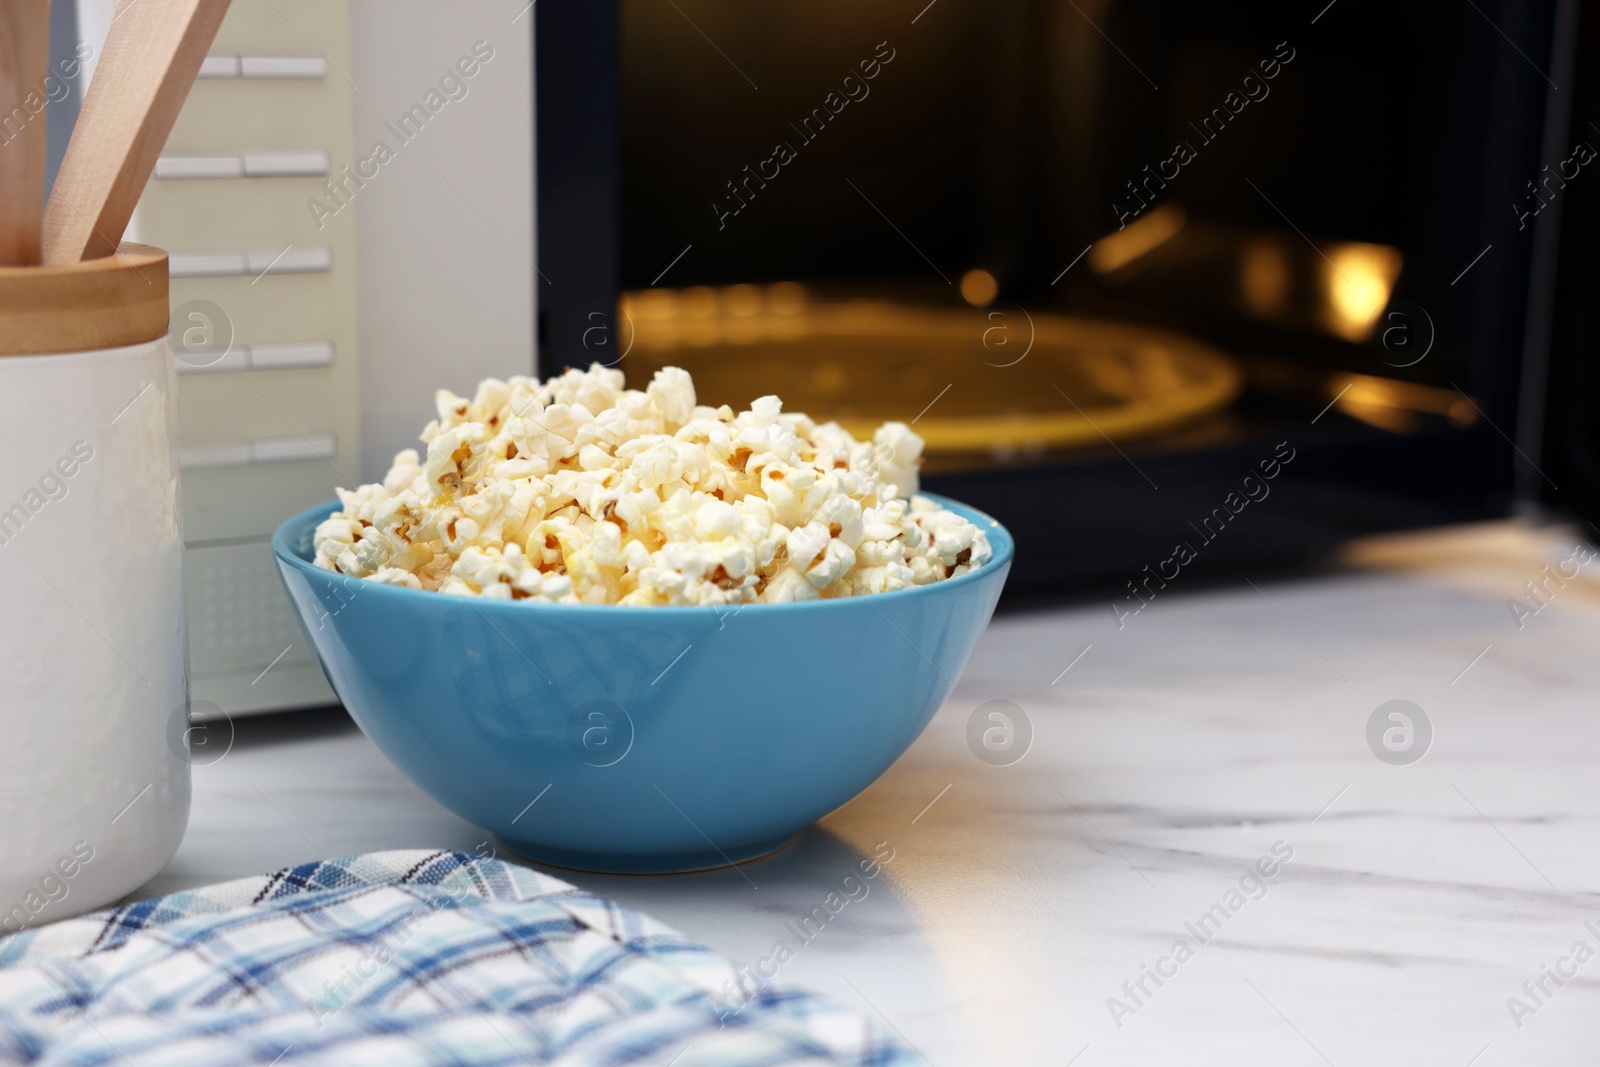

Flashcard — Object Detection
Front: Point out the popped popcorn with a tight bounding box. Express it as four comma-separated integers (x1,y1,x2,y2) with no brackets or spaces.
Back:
313,365,992,605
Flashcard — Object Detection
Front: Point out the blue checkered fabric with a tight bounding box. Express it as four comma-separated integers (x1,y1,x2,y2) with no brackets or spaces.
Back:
0,850,916,1066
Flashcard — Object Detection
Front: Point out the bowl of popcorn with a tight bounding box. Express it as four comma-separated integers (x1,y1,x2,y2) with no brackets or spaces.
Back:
274,365,1012,873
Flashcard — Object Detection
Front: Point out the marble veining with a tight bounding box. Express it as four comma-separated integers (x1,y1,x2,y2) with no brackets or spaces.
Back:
132,520,1600,1066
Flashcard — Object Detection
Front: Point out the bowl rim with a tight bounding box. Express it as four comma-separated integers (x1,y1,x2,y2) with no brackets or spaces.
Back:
273,491,1014,617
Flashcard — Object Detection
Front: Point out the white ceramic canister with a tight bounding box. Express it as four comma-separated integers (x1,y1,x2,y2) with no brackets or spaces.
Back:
0,245,188,932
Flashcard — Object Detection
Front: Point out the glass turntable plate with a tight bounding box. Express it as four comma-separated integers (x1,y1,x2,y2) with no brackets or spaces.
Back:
620,289,1243,454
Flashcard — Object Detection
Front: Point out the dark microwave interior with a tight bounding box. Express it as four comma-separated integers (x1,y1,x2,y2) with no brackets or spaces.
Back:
545,0,1575,589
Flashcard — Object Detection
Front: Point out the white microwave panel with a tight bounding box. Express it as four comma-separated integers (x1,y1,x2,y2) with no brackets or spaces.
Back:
75,0,536,716
183,541,333,718
348,0,537,484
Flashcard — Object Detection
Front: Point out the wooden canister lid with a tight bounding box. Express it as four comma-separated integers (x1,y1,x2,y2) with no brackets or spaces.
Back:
0,244,168,356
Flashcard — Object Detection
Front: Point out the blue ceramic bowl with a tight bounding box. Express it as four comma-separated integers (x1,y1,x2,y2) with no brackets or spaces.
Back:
273,494,1012,873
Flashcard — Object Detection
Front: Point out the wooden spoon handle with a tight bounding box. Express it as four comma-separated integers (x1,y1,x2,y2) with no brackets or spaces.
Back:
42,0,231,265
0,0,52,266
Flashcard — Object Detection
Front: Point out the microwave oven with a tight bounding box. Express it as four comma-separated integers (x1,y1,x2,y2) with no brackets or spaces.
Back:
57,0,1600,715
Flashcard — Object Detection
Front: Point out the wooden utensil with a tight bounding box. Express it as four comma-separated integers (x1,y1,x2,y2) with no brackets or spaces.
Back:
42,0,231,265
0,0,52,265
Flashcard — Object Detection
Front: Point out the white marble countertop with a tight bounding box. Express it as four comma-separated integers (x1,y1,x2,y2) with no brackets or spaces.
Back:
137,519,1600,1067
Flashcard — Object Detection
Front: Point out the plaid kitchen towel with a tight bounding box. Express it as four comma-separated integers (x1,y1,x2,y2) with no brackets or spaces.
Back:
0,850,916,1067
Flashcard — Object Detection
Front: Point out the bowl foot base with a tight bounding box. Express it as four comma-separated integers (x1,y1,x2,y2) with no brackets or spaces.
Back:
494,833,797,875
